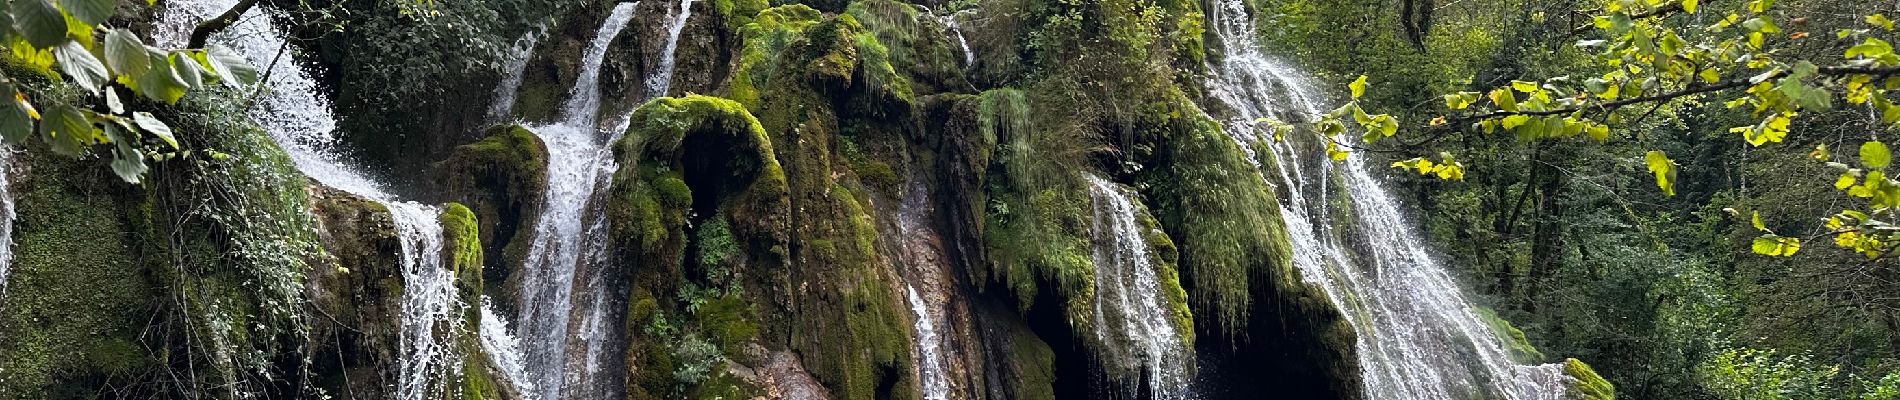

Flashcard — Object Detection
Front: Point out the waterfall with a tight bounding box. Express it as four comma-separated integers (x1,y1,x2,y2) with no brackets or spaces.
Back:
916,6,975,69
514,3,641,399
945,12,975,68
390,202,464,400
896,175,954,400
1084,174,1193,400
1203,1,1574,399
644,0,698,100
905,284,950,400
480,296,537,395
490,31,543,121
156,2,503,398
0,149,16,299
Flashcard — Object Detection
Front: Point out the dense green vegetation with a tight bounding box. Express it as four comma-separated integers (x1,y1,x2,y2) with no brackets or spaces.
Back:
5,0,1900,398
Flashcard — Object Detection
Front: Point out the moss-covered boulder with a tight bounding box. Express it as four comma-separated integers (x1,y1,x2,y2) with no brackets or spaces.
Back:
1564,358,1615,400
610,95,786,399
435,124,548,308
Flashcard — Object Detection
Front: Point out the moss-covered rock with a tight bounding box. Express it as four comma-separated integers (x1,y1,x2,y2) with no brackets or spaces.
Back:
0,151,154,397
435,124,548,307
1564,358,1615,400
1476,306,1547,364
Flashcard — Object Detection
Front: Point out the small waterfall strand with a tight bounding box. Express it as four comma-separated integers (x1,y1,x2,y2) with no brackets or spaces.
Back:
390,202,467,400
514,3,640,399
1084,174,1193,400
644,0,699,100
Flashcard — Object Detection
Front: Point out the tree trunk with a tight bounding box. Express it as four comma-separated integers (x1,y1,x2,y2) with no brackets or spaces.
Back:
188,0,260,49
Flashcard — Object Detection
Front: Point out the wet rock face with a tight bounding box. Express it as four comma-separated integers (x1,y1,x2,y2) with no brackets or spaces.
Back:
306,184,406,399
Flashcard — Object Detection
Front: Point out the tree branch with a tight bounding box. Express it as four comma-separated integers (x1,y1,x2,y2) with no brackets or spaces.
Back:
188,0,259,49
1441,65,1900,131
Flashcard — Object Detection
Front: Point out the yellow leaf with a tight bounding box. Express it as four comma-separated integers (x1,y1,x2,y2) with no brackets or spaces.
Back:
1349,75,1368,99
1682,0,1698,13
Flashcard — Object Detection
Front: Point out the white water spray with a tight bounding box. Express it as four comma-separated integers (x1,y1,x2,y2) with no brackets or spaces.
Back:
906,284,950,400
480,296,537,396
1084,174,1193,400
1204,1,1574,399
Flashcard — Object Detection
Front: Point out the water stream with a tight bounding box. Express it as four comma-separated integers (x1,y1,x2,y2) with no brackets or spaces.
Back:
0,149,16,299
644,0,699,100
490,31,543,122
156,1,493,398
512,3,641,399
1205,1,1574,399
895,176,954,400
1084,174,1193,400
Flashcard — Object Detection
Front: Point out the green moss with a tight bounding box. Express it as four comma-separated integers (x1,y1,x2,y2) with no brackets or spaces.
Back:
729,5,826,107
1475,307,1545,364
436,124,549,292
712,0,769,32
0,153,153,396
1143,107,1290,339
1133,199,1195,347
441,202,485,317
1564,358,1616,400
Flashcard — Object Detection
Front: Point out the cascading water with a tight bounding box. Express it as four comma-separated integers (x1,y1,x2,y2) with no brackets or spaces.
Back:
916,6,975,69
906,284,950,400
389,202,464,400
0,149,16,299
1204,1,1573,399
490,31,543,121
1084,174,1193,400
895,176,953,400
480,296,537,395
644,0,698,100
510,3,648,399
157,2,496,398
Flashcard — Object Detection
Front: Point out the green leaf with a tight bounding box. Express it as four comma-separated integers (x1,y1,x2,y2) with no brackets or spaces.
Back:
132,111,176,149
1870,14,1896,31
171,52,204,89
0,85,34,144
50,40,106,93
1864,141,1891,169
1681,0,1698,13
1646,150,1678,196
1349,75,1368,99
104,86,121,114
1501,115,1531,129
100,123,145,183
56,0,112,26
126,51,187,103
1848,38,1894,59
1751,235,1801,256
1490,88,1519,112
204,45,257,88
1511,80,1539,93
10,0,65,49
103,29,150,77
39,104,92,156
1752,211,1768,231
1838,172,1859,190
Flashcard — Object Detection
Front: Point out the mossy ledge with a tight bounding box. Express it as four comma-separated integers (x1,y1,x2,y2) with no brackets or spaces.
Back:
434,124,550,309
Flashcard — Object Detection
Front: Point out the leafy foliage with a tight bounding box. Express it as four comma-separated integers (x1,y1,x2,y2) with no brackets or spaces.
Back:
0,0,256,183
